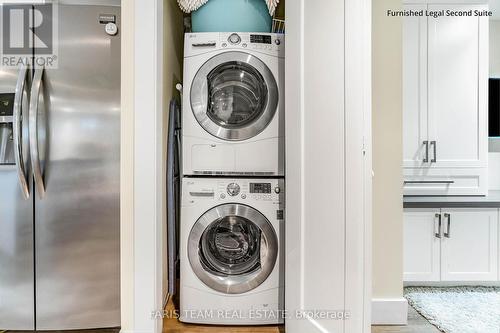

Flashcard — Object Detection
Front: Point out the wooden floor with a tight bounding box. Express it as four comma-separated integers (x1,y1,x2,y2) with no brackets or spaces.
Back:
1,305,437,333
372,306,441,333
163,298,283,333
163,297,439,333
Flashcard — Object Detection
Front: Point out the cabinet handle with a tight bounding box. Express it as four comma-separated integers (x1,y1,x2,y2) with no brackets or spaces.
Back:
435,213,442,238
423,141,429,163
430,141,437,163
444,213,451,238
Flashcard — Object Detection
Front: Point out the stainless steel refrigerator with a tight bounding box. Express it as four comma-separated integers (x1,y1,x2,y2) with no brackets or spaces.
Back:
0,2,120,330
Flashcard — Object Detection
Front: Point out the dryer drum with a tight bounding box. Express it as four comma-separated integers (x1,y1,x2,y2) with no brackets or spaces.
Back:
188,203,279,294
191,51,279,141
207,61,268,129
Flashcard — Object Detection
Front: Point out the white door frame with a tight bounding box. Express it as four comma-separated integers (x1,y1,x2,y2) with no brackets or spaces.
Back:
133,0,165,331
125,0,372,332
122,0,165,332
285,0,372,332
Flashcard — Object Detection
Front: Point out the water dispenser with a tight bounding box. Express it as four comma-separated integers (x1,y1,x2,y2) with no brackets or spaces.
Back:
0,93,15,165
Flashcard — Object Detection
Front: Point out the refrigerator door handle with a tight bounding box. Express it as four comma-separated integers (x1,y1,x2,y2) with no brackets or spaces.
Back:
13,65,30,200
29,67,46,198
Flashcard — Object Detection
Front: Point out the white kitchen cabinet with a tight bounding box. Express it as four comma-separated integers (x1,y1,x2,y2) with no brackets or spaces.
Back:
403,4,428,168
402,3,489,195
404,209,441,281
404,208,499,282
440,209,498,281
427,4,488,169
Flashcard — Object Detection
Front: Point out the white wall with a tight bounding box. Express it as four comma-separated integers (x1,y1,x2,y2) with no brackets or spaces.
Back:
489,20,500,190
490,20,500,78
372,0,407,325
488,152,500,190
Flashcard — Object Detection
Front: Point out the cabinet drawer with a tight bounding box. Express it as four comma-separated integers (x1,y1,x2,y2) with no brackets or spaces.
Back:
403,168,487,196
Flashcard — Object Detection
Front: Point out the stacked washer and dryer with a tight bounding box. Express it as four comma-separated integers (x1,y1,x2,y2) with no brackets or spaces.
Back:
180,32,285,325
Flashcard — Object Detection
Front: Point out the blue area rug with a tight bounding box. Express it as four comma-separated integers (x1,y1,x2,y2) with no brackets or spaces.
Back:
405,286,500,333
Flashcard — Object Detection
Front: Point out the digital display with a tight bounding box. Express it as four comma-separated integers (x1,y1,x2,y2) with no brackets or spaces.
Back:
250,183,272,194
250,34,272,44
0,94,14,117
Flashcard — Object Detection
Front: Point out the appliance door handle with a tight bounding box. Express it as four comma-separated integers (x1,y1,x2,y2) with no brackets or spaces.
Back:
444,213,451,238
435,213,442,238
29,67,46,198
13,65,30,200
430,141,437,163
404,180,455,184
192,43,216,47
423,140,429,163
189,191,214,197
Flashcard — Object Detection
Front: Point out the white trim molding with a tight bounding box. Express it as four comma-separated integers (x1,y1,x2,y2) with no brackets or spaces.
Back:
128,0,165,332
371,298,408,325
285,0,372,332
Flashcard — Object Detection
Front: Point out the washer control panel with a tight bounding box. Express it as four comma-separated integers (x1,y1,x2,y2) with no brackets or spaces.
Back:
250,182,271,194
217,180,282,202
183,178,284,206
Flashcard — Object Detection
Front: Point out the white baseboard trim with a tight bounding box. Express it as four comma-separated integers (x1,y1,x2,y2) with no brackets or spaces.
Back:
371,298,408,325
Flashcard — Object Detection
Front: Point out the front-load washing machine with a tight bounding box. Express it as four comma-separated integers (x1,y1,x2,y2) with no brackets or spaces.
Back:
182,32,285,176
180,178,284,325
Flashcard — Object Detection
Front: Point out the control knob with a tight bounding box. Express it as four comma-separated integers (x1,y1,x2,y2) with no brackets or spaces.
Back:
227,183,241,196
228,33,241,45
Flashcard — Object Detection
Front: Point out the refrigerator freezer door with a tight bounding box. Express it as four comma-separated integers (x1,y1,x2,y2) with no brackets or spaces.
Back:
0,69,34,330
33,4,121,330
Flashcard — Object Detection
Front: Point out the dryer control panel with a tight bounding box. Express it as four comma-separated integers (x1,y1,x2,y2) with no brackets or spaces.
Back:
184,32,285,58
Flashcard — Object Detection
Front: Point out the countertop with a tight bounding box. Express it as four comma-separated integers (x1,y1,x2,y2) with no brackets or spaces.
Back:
403,190,500,208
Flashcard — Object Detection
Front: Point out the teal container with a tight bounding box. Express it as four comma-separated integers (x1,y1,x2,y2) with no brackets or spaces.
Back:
192,0,272,33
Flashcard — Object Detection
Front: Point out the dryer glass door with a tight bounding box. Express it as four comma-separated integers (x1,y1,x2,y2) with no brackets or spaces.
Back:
207,62,267,129
191,51,279,141
188,203,278,294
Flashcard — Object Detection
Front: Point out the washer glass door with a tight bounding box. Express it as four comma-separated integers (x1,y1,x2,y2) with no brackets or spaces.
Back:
188,203,278,294
200,215,262,276
191,51,279,141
